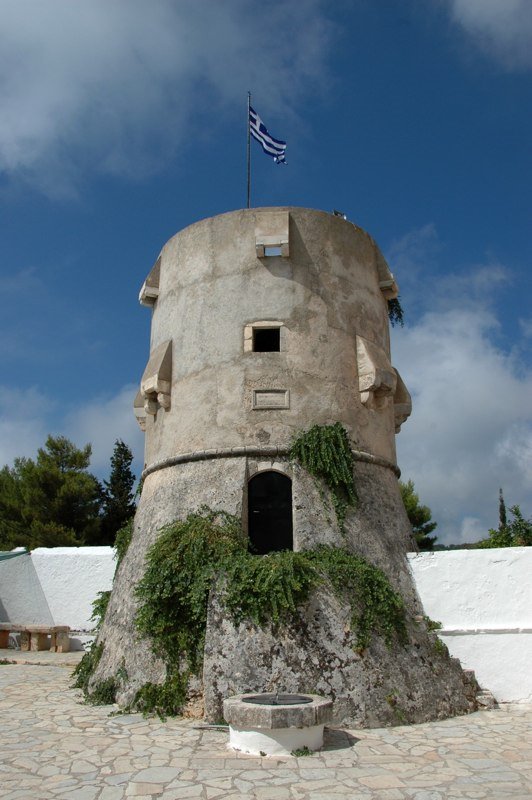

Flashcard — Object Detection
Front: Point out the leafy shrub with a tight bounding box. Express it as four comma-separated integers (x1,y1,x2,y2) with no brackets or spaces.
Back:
132,509,407,716
222,550,320,626
306,546,407,651
86,677,117,705
71,642,104,693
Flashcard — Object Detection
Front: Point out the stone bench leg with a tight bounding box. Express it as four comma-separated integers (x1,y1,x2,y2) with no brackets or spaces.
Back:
50,631,70,653
0,631,10,648
29,632,49,651
20,631,31,651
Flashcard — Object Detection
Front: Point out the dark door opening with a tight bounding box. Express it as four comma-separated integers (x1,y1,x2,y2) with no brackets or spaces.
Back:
248,471,293,554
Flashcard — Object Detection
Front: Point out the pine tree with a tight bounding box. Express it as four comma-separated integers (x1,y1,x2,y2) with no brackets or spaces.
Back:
498,487,507,530
400,479,438,551
99,440,136,546
0,435,101,549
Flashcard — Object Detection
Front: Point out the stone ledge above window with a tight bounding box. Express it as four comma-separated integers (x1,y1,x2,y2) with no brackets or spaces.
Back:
356,335,397,409
139,255,161,307
374,248,399,300
140,339,172,414
133,390,147,431
393,369,412,432
255,211,289,258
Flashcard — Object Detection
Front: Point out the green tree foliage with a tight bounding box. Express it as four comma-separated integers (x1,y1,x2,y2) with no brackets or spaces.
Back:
399,479,438,551
0,435,101,549
476,504,532,548
99,440,136,545
498,487,507,529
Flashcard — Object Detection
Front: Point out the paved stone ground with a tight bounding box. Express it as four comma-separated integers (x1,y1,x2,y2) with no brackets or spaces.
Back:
1,657,531,799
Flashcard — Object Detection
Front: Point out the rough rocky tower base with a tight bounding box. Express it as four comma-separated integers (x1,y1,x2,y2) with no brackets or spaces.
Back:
91,208,477,726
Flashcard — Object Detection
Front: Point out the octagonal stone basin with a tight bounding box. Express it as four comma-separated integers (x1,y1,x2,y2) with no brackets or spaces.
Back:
223,693,333,756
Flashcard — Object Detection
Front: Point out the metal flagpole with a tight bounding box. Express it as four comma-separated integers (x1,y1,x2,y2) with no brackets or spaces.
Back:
246,91,251,209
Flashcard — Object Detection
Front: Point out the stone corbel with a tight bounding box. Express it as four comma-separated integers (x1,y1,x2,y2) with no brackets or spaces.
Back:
139,255,161,307
133,390,147,431
141,339,172,414
393,368,412,432
356,336,397,409
375,249,399,300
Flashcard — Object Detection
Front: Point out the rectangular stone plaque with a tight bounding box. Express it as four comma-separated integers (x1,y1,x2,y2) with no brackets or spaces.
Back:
252,389,290,410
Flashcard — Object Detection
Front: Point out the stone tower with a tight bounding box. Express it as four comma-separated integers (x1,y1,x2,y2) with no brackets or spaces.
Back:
93,208,476,725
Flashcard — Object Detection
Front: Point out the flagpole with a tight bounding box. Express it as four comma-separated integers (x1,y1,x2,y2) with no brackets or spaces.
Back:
246,91,251,209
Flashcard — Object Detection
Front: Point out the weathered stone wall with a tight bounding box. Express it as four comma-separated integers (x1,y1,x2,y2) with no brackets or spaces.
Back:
92,453,477,725
138,208,403,467
91,207,476,726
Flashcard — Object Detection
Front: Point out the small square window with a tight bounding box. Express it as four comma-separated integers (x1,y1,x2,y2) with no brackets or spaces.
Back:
253,327,280,352
264,245,282,257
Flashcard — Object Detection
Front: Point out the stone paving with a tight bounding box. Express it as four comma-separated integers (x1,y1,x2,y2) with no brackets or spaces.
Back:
1,657,531,799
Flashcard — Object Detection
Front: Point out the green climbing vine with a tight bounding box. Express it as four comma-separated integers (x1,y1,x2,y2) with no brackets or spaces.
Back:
90,591,111,632
289,422,357,529
388,297,404,327
305,546,407,650
114,518,133,568
72,642,104,695
128,508,406,717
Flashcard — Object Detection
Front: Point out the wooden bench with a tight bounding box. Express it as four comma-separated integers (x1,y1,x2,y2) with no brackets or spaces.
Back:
0,623,70,652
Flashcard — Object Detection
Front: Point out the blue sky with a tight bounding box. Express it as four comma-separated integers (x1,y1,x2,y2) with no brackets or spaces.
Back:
1,0,531,544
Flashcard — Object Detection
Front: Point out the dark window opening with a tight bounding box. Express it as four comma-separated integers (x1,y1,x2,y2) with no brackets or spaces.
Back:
248,471,293,554
253,327,280,352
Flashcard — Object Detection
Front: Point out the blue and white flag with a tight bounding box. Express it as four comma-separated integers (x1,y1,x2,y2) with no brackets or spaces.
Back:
249,106,287,164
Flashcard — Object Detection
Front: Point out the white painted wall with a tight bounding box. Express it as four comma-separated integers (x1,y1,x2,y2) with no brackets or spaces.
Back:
0,548,115,636
1,546,530,702
0,552,54,626
31,547,115,632
408,548,532,703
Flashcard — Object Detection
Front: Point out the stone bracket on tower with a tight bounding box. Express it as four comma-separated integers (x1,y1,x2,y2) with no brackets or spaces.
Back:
133,389,147,431
393,368,412,432
140,339,172,415
139,255,161,306
255,211,290,258
374,249,399,300
356,335,397,409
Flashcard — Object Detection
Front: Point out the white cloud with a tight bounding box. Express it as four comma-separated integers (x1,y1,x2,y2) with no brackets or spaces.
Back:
520,317,532,338
393,301,532,545
458,516,486,544
386,223,440,286
445,0,532,70
0,0,333,195
0,386,54,467
0,383,144,480
64,384,144,476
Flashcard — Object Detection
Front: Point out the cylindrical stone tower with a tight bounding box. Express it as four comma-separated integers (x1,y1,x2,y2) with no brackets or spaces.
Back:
94,208,476,726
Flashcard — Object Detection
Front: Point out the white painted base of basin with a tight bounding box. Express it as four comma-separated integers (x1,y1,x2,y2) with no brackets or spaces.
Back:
228,723,325,756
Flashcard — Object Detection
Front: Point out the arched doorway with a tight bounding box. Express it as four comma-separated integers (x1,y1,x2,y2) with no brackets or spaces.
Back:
247,471,293,554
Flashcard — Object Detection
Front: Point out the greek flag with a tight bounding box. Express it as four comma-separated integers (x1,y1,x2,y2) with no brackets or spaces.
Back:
249,106,286,164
